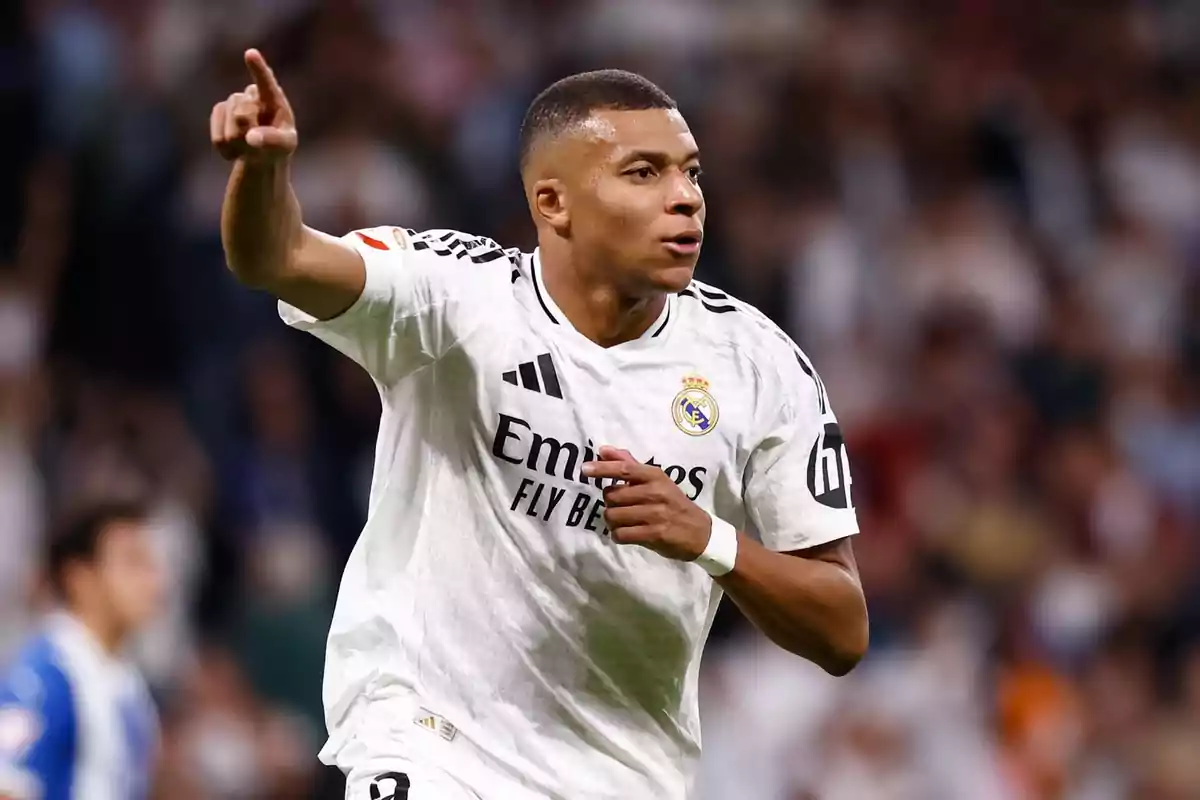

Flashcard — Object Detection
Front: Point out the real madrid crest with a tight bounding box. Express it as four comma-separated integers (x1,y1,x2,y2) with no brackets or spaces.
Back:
672,374,719,436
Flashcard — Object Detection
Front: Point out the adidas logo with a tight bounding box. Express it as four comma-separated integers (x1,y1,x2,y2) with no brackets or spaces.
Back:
502,353,563,399
412,708,459,742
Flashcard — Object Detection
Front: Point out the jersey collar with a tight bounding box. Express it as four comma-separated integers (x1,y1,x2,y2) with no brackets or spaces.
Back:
530,249,675,350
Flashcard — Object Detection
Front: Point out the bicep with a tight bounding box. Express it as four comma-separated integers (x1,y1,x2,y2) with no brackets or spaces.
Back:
784,536,859,580
270,225,367,321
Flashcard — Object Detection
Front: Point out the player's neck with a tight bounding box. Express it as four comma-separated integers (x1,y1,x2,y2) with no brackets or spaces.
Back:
69,604,127,655
539,250,666,348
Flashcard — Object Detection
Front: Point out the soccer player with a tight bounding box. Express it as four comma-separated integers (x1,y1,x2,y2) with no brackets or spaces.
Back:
0,500,162,800
212,49,869,800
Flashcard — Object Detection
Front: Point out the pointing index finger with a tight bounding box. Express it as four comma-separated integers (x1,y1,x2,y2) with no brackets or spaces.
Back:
244,49,286,110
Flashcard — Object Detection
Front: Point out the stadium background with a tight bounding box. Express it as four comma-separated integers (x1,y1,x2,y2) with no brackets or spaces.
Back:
4,0,1200,797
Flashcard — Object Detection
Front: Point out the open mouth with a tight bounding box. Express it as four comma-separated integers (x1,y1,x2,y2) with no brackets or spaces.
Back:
665,233,703,253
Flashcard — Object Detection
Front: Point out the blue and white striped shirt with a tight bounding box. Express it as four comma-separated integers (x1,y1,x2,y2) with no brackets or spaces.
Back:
0,614,157,800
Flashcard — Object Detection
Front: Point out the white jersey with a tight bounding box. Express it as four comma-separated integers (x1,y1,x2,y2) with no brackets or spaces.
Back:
280,226,859,799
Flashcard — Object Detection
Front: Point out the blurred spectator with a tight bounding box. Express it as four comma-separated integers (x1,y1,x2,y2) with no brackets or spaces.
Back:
158,647,317,799
231,530,334,738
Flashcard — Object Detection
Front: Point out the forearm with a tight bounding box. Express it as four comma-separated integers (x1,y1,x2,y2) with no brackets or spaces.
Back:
219,159,363,318
220,158,304,288
716,533,868,675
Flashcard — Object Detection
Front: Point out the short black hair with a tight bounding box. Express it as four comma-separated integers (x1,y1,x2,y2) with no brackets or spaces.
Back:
46,498,148,598
518,69,677,172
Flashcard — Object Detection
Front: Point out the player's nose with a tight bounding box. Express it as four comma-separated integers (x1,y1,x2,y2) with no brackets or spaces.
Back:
666,172,702,216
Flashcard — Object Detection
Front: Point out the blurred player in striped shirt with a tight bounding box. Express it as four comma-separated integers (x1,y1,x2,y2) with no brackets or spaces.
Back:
0,500,162,800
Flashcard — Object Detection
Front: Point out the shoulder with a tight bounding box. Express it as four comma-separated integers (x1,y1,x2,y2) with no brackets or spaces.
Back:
679,279,825,398
0,634,76,754
352,226,524,271
679,278,785,348
2,634,74,710
406,229,521,263
347,226,526,313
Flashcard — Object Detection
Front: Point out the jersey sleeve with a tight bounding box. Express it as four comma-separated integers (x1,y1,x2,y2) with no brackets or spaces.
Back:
742,342,860,552
0,647,77,800
278,227,516,386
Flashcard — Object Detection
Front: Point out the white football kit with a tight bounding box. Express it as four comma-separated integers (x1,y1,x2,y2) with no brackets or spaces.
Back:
279,226,860,800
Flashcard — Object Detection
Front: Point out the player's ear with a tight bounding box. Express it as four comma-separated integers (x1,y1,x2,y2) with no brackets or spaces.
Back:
58,560,91,606
532,178,570,234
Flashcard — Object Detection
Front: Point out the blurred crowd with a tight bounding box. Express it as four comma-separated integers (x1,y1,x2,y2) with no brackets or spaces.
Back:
4,0,1200,797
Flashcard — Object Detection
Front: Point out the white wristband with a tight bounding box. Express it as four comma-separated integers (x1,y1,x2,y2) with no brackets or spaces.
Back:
694,515,739,577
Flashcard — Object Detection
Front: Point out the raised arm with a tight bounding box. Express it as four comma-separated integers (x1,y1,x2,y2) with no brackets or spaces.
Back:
212,48,364,320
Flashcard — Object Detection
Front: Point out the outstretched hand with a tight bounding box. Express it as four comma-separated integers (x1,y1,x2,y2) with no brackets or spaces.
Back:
582,446,712,562
211,49,299,163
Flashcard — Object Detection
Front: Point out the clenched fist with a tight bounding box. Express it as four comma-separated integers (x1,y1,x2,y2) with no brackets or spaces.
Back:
211,49,298,163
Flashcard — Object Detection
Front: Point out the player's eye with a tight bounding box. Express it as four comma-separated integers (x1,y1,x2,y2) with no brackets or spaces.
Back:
687,166,703,182
627,166,656,181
